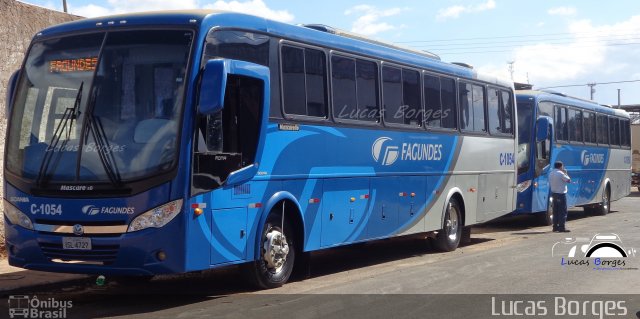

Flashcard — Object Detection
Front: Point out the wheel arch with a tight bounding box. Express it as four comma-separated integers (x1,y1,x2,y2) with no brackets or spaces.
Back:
441,187,466,228
252,191,305,260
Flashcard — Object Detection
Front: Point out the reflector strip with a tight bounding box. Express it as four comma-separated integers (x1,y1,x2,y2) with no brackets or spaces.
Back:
248,203,263,208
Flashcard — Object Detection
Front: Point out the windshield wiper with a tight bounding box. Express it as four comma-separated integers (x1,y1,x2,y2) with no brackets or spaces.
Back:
75,86,122,187
36,82,83,187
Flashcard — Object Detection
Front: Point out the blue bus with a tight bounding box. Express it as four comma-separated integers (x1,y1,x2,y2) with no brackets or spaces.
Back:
4,11,517,288
514,90,632,225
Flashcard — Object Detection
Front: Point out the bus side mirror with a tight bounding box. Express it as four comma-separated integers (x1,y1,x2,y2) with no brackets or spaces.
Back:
198,59,228,115
536,117,551,142
5,70,20,117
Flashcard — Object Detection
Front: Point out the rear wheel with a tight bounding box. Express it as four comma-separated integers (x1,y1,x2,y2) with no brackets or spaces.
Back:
593,185,611,216
536,197,553,226
434,198,463,252
245,213,295,289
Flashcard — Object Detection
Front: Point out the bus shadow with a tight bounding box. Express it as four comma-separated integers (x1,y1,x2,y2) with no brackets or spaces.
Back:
8,234,495,317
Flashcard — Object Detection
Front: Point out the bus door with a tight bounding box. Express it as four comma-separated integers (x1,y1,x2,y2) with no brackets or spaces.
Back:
532,118,553,212
193,59,268,265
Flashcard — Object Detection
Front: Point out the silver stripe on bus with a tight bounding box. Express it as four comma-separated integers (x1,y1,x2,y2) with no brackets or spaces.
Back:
34,224,128,234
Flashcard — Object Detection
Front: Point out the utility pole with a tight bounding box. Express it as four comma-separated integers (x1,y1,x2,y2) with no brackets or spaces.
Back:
62,0,67,13
617,89,621,107
587,82,596,100
507,61,515,80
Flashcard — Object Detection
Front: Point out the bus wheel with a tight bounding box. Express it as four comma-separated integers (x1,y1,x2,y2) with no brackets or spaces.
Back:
246,213,295,289
537,197,553,226
594,186,611,216
434,198,462,252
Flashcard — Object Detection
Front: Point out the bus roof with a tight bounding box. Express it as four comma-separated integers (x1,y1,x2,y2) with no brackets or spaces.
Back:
35,10,513,89
516,90,630,118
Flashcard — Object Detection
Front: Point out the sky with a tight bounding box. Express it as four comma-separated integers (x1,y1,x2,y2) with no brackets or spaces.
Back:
19,0,640,106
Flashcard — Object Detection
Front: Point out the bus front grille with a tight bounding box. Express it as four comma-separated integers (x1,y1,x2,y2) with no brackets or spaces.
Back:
39,242,120,264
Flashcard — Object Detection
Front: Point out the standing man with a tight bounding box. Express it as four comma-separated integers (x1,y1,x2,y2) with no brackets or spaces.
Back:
549,161,571,232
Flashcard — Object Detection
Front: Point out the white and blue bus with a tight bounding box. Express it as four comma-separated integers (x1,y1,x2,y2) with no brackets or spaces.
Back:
4,11,517,288
514,90,632,225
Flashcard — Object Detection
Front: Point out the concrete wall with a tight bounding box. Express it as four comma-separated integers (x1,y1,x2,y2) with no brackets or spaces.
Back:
0,0,81,252
1,0,82,117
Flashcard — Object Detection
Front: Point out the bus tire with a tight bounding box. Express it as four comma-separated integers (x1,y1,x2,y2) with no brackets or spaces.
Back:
593,185,611,216
537,197,553,226
434,197,463,252
246,213,295,289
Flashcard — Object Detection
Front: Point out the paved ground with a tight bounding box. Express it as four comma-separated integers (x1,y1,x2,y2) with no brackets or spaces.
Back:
1,191,639,318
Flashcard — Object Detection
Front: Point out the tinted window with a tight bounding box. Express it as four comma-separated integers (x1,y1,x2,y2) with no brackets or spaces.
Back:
621,119,630,147
516,102,533,175
538,101,553,117
281,46,306,115
402,69,421,126
331,55,357,119
584,112,596,143
281,45,327,117
555,106,568,141
305,49,328,117
423,74,441,127
356,59,379,122
441,78,457,129
568,109,583,143
488,88,500,134
609,117,620,146
596,114,609,145
459,82,485,132
382,66,403,124
204,30,269,66
501,91,514,134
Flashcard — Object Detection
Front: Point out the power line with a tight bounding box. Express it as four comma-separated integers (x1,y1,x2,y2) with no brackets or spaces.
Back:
421,38,640,52
538,79,640,90
409,33,640,48
396,28,640,43
432,41,640,55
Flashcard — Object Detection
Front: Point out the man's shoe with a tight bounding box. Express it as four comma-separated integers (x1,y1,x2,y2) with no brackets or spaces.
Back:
552,227,559,232
560,229,571,233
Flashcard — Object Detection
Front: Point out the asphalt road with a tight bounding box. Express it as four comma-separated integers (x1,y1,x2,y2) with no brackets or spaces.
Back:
2,191,639,318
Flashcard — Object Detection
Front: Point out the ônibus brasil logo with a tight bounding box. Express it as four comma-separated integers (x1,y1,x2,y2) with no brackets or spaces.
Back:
372,137,443,166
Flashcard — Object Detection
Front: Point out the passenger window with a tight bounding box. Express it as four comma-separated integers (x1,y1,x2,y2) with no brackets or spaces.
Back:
356,59,379,122
555,106,568,142
331,55,357,120
500,91,513,134
459,82,485,132
402,69,421,126
281,45,327,117
568,109,583,143
488,88,500,134
424,74,441,128
441,78,457,129
609,117,620,146
382,66,403,124
596,114,609,145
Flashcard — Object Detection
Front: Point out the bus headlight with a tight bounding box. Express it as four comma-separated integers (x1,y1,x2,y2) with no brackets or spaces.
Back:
127,199,183,232
3,200,34,230
516,180,532,193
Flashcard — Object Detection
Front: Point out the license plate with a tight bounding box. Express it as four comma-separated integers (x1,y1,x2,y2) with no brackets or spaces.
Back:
62,237,92,250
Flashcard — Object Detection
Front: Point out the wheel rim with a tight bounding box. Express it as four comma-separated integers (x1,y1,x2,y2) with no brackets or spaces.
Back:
263,228,289,274
602,189,609,213
444,203,459,241
547,197,553,221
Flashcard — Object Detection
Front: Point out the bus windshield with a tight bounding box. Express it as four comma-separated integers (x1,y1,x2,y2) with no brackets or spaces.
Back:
516,101,534,175
6,30,193,185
